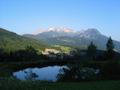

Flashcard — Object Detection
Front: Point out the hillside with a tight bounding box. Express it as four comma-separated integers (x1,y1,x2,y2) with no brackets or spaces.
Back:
0,28,49,52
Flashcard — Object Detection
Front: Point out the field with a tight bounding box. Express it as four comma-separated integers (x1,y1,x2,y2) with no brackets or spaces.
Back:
0,78,120,90
53,45,73,53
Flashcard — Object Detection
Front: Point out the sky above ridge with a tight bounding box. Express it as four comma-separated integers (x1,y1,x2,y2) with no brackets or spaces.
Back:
0,0,120,41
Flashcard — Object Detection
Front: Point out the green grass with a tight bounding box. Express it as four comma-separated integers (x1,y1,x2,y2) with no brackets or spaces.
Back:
0,78,120,90
53,45,72,53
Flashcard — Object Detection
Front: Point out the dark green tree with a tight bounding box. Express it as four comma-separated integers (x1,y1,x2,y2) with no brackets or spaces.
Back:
106,37,115,58
26,45,37,54
87,41,97,60
57,65,80,82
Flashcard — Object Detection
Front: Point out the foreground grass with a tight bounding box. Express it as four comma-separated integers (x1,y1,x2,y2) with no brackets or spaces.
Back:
0,78,120,90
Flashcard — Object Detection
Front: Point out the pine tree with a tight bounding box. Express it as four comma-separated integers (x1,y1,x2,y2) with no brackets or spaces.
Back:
87,41,97,60
106,37,115,58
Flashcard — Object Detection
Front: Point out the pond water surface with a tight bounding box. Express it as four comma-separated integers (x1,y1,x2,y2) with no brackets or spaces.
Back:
13,66,65,82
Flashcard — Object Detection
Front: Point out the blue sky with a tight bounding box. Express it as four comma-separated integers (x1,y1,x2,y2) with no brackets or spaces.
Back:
0,0,120,41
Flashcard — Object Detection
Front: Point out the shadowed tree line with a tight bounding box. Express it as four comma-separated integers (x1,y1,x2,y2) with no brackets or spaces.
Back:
0,37,120,62
0,46,41,62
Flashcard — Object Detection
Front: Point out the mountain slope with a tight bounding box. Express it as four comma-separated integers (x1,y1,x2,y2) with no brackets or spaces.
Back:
0,28,48,51
23,28,120,52
24,27,76,41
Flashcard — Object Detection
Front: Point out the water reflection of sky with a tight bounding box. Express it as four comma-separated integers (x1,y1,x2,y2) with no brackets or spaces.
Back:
13,66,65,81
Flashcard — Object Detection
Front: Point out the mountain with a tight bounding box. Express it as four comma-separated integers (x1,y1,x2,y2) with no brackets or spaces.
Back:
23,28,120,52
0,28,48,51
24,27,75,38
24,27,76,42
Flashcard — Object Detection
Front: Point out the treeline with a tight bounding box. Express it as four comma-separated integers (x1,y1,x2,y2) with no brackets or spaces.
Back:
0,37,120,62
67,37,120,62
0,45,44,62
86,37,117,60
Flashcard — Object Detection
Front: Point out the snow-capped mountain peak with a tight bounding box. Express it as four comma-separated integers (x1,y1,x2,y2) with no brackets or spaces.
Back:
32,27,75,35
48,27,75,33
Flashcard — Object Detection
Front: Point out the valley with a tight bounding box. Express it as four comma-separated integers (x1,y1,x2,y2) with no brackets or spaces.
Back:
0,27,120,90
1,0,120,89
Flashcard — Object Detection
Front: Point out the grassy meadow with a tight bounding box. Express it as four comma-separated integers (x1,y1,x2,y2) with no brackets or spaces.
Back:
0,78,120,90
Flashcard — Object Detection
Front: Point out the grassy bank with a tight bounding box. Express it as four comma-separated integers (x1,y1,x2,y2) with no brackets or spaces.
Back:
0,78,120,90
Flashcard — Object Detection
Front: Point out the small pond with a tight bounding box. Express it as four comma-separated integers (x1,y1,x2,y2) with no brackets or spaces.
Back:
13,66,66,82
13,65,100,82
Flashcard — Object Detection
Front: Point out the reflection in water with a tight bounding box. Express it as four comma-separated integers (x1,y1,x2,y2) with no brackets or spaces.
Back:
13,66,66,82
